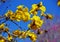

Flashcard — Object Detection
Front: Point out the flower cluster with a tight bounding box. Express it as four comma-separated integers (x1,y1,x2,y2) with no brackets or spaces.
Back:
28,15,43,30
0,24,37,42
30,2,46,15
0,2,53,42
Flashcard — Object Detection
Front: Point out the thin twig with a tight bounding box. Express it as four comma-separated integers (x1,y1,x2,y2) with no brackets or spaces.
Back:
0,20,7,24
0,15,5,19
10,20,23,30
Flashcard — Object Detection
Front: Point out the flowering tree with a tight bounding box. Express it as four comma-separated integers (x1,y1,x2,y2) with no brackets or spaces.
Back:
0,2,53,42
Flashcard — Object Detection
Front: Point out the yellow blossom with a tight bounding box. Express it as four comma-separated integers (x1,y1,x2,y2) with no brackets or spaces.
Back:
0,39,5,42
0,38,6,42
22,12,30,22
32,4,38,10
0,24,5,29
35,19,43,28
10,14,16,20
19,31,27,39
47,14,53,20
13,30,21,36
15,14,21,21
57,1,60,6
28,15,43,30
30,10,38,15
30,4,38,15
7,35,13,41
31,15,40,20
5,10,17,21
39,5,46,13
4,28,9,32
5,10,13,17
28,32,37,42
17,5,24,10
23,7,28,12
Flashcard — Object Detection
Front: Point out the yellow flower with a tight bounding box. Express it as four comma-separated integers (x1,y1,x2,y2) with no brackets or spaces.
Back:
57,1,60,6
7,35,13,41
30,4,38,15
37,2,46,13
28,22,38,30
5,10,13,17
15,9,25,22
32,4,38,10
0,39,6,42
0,36,6,42
19,31,27,39
35,19,43,28
47,14,53,20
28,15,43,30
22,12,30,22
5,10,19,21
0,24,5,29
0,39,5,42
23,7,28,12
28,32,37,42
31,15,40,21
13,30,21,36
4,28,9,32
10,14,16,20
15,9,23,14
15,8,24,20
15,14,22,21
39,5,46,13
30,10,38,15
17,5,24,10
16,6,30,22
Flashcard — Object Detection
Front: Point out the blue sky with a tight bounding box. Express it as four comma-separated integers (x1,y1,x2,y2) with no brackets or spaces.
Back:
0,0,60,42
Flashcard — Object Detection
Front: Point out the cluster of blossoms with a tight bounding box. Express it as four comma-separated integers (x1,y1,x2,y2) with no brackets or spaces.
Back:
0,24,37,42
0,2,53,42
